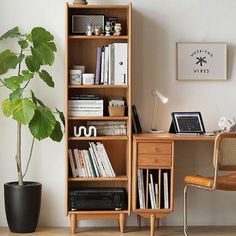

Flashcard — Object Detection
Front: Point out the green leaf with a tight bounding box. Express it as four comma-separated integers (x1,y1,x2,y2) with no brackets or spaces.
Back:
0,50,19,75
21,70,33,81
39,70,54,87
31,90,45,107
18,54,25,64
29,106,56,140
13,98,36,124
10,88,23,101
31,27,54,44
31,43,55,66
50,121,63,142
25,55,40,72
2,99,14,117
48,42,57,52
56,108,65,126
18,40,28,49
4,76,24,90
0,27,20,40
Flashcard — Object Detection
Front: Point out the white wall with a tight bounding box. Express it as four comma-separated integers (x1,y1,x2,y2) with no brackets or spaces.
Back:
1,0,236,228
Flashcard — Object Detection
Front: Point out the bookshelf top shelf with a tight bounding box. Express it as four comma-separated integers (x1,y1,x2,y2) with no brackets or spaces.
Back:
68,84,128,89
68,4,130,9
69,36,128,40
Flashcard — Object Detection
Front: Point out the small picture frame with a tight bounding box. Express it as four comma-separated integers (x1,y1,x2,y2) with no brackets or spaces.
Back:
176,42,227,81
171,112,205,134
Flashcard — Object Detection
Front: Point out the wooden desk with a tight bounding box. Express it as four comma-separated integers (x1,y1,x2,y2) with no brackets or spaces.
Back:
132,133,216,236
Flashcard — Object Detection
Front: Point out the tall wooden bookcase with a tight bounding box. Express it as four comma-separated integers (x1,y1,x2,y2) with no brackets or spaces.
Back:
65,3,132,233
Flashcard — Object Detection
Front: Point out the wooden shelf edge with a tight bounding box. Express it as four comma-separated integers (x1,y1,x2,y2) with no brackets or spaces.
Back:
69,210,129,215
68,4,129,9
68,116,128,120
69,136,128,141
69,36,128,40
68,84,128,88
134,209,172,213
69,176,128,182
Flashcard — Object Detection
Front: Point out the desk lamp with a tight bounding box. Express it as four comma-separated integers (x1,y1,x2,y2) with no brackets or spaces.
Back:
149,89,168,133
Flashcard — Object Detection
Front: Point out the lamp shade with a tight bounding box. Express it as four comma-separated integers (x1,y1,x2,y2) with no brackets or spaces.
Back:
152,90,168,104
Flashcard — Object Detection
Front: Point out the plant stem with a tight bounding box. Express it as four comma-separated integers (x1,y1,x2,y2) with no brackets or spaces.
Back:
18,49,23,76
16,122,23,185
23,138,35,178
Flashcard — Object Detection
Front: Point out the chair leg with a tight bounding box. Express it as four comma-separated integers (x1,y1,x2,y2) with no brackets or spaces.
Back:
184,184,189,236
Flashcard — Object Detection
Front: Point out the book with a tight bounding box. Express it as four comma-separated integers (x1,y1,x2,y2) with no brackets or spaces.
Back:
140,169,145,209
149,183,155,209
108,44,115,84
78,150,86,177
150,174,156,209
155,183,159,209
137,169,144,209
113,43,128,85
104,46,109,85
95,47,102,85
88,147,100,177
100,46,105,84
132,105,142,133
163,172,169,209
68,149,76,178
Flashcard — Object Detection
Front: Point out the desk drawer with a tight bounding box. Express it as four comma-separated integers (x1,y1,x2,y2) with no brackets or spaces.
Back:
138,154,172,167
138,142,172,155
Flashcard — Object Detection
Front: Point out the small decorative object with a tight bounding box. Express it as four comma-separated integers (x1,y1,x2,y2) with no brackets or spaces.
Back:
114,23,122,36
105,21,112,36
95,25,101,36
176,42,227,81
72,15,104,35
149,89,168,133
70,69,83,85
85,22,93,36
73,0,88,5
106,16,118,34
0,26,64,233
82,73,95,85
73,65,85,73
74,126,97,137
108,100,125,117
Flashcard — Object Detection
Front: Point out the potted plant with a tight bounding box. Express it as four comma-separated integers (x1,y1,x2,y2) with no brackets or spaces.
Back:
0,26,64,233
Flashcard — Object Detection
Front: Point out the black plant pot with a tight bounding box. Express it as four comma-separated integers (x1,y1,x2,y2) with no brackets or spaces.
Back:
4,182,42,233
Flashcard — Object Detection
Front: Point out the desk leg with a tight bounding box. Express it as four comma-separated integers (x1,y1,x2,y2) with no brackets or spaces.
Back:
70,214,77,234
137,215,141,228
150,214,155,236
119,213,126,233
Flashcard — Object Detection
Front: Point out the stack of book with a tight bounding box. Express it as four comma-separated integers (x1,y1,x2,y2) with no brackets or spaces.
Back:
87,121,127,136
68,142,115,178
68,95,103,117
95,43,128,85
149,174,159,209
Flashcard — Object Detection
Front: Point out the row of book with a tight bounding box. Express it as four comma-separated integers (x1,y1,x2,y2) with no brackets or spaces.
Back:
68,95,103,117
87,121,127,136
68,142,115,178
95,43,128,85
137,169,169,209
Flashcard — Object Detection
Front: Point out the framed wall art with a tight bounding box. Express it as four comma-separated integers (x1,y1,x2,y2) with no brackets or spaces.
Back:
176,42,227,81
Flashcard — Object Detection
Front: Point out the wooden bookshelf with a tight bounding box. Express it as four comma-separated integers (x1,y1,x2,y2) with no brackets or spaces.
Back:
65,3,132,234
132,135,174,236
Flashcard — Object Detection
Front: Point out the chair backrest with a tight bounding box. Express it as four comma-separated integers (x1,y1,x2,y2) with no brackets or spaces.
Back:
213,132,236,171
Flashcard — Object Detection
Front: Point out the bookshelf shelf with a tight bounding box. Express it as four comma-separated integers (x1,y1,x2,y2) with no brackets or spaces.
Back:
68,175,128,182
68,84,128,89
69,136,128,141
68,116,128,121
66,3,132,234
69,36,128,40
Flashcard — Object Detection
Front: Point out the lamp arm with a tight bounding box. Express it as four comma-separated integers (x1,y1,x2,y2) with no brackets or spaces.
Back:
151,96,157,130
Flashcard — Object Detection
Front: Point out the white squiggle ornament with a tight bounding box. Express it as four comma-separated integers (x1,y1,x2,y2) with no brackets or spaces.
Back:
73,126,97,137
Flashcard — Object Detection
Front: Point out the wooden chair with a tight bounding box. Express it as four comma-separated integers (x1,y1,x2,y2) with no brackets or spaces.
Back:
183,132,236,236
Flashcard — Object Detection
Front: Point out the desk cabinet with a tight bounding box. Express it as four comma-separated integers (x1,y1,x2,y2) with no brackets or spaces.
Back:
132,135,174,236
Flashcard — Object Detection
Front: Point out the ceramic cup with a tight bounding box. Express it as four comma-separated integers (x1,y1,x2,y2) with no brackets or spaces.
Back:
69,69,82,85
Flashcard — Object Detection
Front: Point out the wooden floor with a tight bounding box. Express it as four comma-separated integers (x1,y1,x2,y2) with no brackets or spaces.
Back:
1,227,236,236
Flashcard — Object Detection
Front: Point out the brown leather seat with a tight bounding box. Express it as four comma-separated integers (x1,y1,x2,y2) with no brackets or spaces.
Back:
185,173,236,191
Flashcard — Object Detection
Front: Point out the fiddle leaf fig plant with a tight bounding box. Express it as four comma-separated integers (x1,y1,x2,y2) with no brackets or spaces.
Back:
0,26,64,186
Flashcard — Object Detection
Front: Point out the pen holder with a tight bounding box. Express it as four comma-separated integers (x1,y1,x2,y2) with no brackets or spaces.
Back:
108,106,125,117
